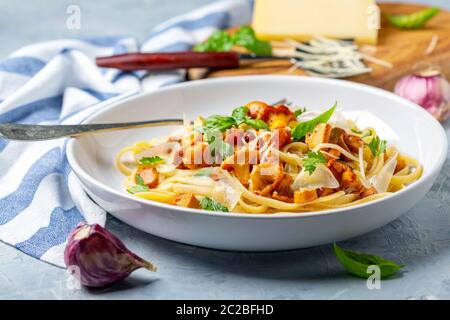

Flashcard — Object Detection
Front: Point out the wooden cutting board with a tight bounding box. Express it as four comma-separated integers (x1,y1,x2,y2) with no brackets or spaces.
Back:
188,3,450,91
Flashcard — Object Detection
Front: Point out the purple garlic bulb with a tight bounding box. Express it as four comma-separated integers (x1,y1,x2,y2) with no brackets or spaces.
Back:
64,223,156,287
394,63,450,122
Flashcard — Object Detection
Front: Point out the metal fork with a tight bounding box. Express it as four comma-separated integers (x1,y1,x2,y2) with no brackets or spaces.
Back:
0,98,289,141
0,120,184,141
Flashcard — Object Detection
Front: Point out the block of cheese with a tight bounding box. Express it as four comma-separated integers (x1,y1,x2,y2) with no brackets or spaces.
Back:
252,0,379,44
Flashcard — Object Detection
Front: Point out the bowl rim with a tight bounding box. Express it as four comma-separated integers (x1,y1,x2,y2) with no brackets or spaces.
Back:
66,75,448,220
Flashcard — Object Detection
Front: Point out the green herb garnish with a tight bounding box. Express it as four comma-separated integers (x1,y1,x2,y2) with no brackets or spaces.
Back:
387,7,440,29
351,128,363,135
303,151,326,175
361,130,372,138
294,107,307,118
128,173,151,194
203,115,237,132
368,136,387,157
231,106,269,130
139,156,165,165
194,168,213,177
244,118,270,130
230,26,272,56
135,175,146,186
291,102,337,141
215,139,234,159
200,197,229,212
202,104,271,160
231,106,250,125
333,243,404,279
127,184,150,194
203,129,234,160
193,30,234,52
204,106,269,132
194,26,272,56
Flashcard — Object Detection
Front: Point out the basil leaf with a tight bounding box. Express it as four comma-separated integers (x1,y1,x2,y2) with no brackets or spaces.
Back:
127,184,150,194
333,243,404,279
291,102,337,141
200,197,229,212
245,119,270,130
139,156,165,165
203,115,237,132
387,7,440,29
303,151,326,175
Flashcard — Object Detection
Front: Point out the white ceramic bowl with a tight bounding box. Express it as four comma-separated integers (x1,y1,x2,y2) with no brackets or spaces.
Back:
67,76,447,251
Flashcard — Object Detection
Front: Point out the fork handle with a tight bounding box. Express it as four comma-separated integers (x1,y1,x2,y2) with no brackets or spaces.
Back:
0,119,184,141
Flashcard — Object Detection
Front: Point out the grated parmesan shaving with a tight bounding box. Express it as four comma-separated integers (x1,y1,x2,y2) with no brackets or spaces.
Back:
425,34,439,55
313,143,360,162
359,53,393,69
279,35,394,78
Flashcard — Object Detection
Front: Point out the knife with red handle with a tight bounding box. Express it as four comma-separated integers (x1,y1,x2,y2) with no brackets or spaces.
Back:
95,51,288,71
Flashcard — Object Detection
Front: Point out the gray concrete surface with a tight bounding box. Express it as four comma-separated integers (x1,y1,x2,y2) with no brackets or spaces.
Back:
0,0,449,299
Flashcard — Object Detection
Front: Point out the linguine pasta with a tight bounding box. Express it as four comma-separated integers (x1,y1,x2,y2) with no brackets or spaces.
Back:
115,101,422,214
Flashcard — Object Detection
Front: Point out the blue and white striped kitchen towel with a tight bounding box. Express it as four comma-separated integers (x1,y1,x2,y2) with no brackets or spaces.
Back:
0,0,252,267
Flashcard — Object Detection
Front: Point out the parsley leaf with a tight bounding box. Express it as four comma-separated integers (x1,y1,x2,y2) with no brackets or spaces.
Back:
200,197,229,212
294,107,306,117
292,102,337,141
231,106,269,130
231,106,250,124
213,139,234,159
135,175,146,186
204,107,269,132
128,174,150,194
203,115,237,132
193,30,234,52
379,140,387,156
127,184,150,194
303,151,326,175
231,26,272,56
139,156,165,165
203,129,234,160
333,243,404,279
368,136,387,157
